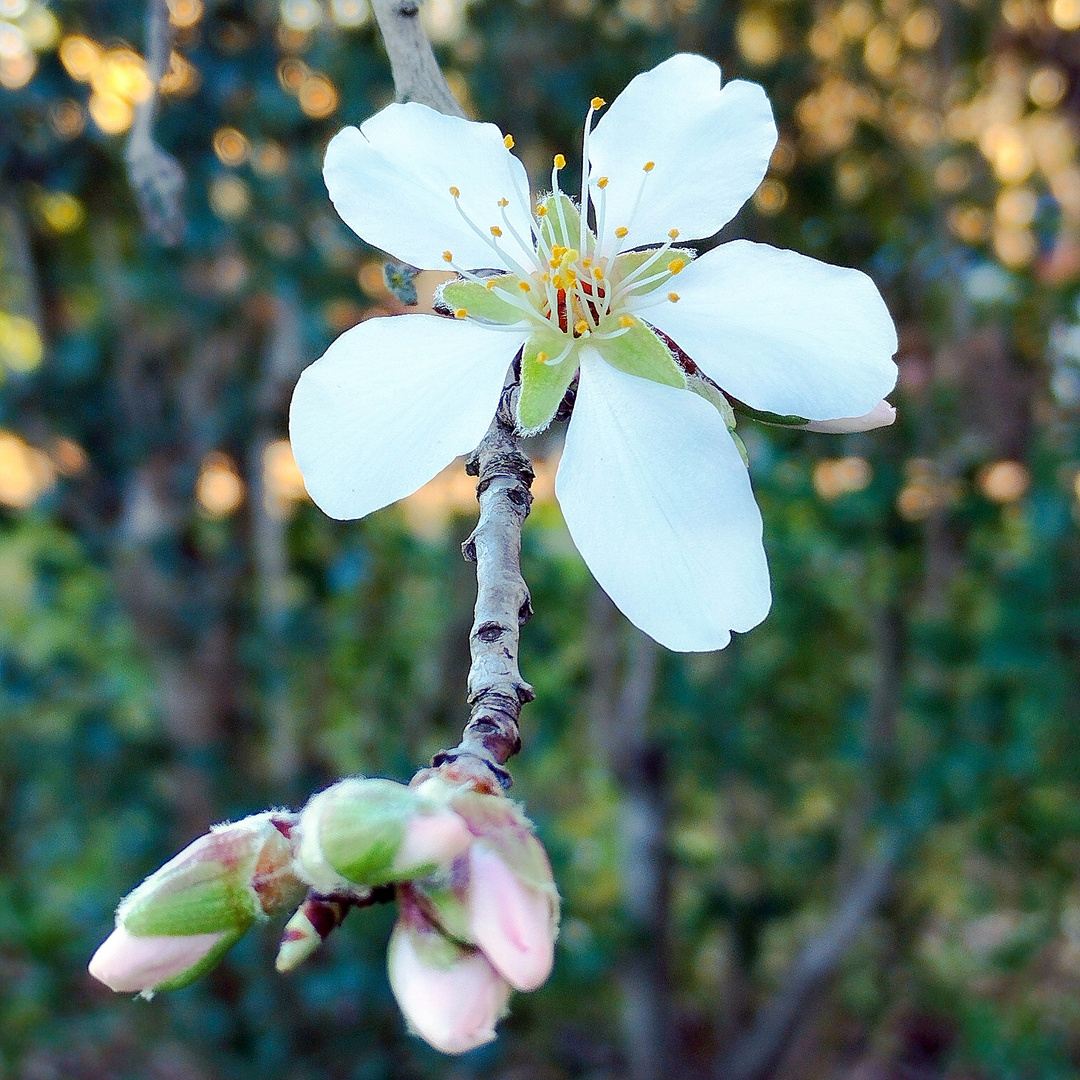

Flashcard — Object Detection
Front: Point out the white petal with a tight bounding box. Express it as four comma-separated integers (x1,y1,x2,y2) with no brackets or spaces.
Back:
289,315,525,520
648,240,898,421
325,103,535,271
556,350,771,652
588,54,776,250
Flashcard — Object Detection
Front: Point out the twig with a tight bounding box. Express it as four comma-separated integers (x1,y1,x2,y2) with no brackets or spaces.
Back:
716,836,902,1080
126,0,185,245
429,387,535,791
368,0,467,118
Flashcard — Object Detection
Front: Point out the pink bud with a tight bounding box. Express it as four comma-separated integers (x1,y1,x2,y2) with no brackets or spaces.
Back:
803,400,897,433
393,809,473,878
468,842,556,992
88,925,225,995
388,904,511,1055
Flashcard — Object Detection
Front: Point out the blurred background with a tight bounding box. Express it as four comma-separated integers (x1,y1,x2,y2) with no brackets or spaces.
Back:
2,0,1080,1076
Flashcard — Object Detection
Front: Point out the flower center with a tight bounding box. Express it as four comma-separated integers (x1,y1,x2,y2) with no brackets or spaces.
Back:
440,96,689,354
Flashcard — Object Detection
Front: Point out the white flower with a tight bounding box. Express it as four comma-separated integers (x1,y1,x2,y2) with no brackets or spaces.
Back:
290,53,898,652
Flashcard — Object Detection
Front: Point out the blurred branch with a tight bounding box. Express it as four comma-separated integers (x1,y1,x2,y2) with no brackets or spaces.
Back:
125,0,185,245
716,835,902,1080
368,0,467,118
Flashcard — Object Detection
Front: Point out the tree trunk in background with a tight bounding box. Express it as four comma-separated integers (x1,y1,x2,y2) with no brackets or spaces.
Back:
589,592,672,1080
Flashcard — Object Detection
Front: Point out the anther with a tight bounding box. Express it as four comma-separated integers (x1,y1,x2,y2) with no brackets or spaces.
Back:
593,268,604,280
485,280,496,290
537,205,548,217
449,186,460,198
668,228,679,239
504,134,515,149
615,226,628,238
519,281,531,291
619,315,634,328
498,198,509,207
490,226,503,237
643,161,655,172
582,257,592,268
536,351,548,363
667,292,679,302
455,308,468,318
591,96,606,109
597,176,609,189
575,319,589,335
442,250,453,262
554,154,566,169
668,258,686,274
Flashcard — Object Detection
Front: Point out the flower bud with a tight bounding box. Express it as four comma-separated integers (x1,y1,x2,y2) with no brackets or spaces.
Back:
442,790,560,992
388,893,511,1055
89,812,304,996
295,777,472,893
803,400,896,433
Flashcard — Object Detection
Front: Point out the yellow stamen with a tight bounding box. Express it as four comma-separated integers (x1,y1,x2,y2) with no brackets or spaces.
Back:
575,319,589,335
582,257,592,268
593,268,604,280
449,186,460,198
552,245,567,259
553,275,564,289
541,273,550,282
668,258,686,274
668,228,679,239
490,226,503,237
519,281,531,292
554,153,566,169
504,134,515,149
485,280,496,290
591,96,606,109
455,308,468,318
536,352,548,363
667,292,679,302
643,161,655,172
498,198,509,207
597,176,609,189
537,205,548,217
615,226,628,238
619,315,634,328
442,250,453,262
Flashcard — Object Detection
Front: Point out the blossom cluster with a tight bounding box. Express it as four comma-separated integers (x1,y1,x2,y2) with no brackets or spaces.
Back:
89,776,559,1055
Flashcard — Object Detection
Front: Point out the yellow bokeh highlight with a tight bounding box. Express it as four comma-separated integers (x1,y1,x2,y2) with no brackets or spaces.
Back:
213,126,249,166
298,73,339,118
48,99,85,139
209,175,251,220
0,20,29,59
995,186,1037,227
167,0,204,28
1029,66,1066,109
0,50,34,88
978,460,1030,502
160,50,200,96
196,451,245,517
331,0,371,25
0,313,43,372
88,91,133,135
736,10,782,66
36,190,85,233
1050,0,1080,29
94,48,152,104
902,7,941,47
280,0,323,31
0,430,55,509
864,25,899,78
753,178,787,214
20,6,59,49
813,457,872,500
59,35,103,81
263,439,308,517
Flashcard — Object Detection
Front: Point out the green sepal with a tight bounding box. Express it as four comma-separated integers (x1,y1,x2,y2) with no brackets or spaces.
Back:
687,373,738,432
440,276,529,326
731,400,810,427
147,926,247,995
122,873,258,937
593,316,685,390
517,326,578,435
613,247,696,299
538,194,582,253
412,866,473,945
318,778,414,886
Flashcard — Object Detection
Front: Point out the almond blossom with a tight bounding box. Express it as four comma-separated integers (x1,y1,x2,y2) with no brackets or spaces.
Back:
289,52,899,651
